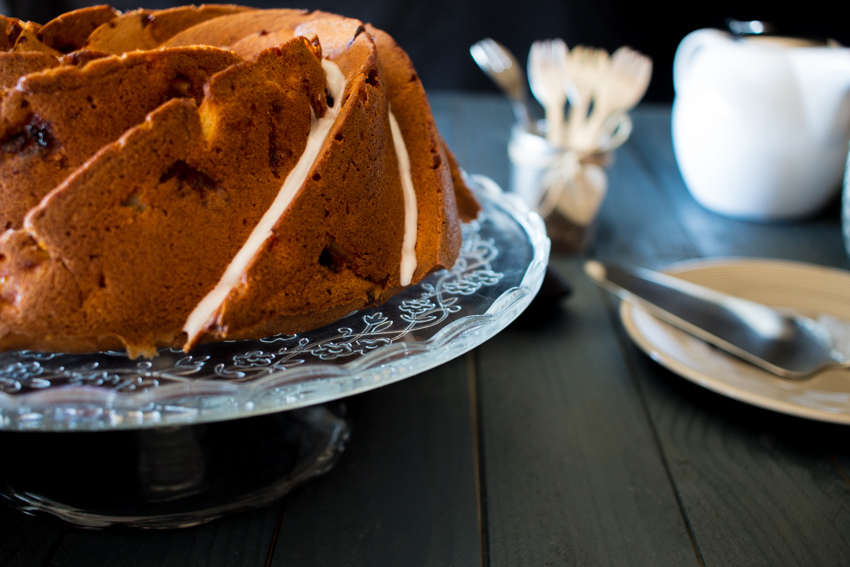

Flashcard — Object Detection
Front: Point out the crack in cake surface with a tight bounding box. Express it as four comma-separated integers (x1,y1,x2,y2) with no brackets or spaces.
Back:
182,58,347,347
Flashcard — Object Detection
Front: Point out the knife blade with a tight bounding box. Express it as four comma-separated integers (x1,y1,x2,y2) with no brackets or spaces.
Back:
584,260,850,379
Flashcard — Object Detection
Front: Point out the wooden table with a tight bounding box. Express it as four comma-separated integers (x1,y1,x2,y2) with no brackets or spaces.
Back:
3,93,850,566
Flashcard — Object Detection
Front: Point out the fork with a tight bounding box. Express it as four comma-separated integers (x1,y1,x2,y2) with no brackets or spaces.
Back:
582,47,651,147
470,38,537,133
528,39,571,146
565,45,610,149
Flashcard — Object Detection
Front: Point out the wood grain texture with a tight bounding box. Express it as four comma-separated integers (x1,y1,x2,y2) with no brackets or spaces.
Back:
270,355,481,567
617,332,850,567
443,95,850,565
44,504,278,567
4,94,850,567
594,139,701,266
592,105,850,566
0,504,66,567
833,452,850,486
476,260,698,566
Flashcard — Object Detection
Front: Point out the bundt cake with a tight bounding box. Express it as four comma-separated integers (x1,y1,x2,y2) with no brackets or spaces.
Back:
0,5,478,358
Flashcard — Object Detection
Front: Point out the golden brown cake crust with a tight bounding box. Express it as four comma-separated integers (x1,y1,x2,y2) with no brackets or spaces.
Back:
0,6,478,357
0,46,242,230
0,38,329,357
0,51,59,89
1,15,24,50
194,22,406,345
37,5,119,53
11,22,61,56
366,24,467,282
162,9,313,51
441,135,480,222
84,5,253,54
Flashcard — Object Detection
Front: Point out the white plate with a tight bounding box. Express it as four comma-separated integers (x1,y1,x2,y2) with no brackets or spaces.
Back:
620,258,850,424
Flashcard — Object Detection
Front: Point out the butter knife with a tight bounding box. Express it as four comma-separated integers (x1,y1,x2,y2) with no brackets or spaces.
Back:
584,260,850,379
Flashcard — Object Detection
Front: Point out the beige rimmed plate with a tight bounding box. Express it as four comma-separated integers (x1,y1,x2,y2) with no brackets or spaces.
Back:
619,258,850,424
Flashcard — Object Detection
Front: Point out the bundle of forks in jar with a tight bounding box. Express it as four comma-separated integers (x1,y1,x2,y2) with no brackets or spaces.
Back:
471,38,652,253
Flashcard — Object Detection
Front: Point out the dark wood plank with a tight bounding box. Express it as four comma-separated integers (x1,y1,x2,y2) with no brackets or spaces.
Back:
430,92,514,187
429,93,471,167
626,105,849,269
443,93,850,565
458,95,514,188
270,355,482,567
432,93,704,267
4,93,849,567
436,93,698,564
592,105,850,565
592,136,701,266
3,358,480,567
47,504,278,567
476,259,698,566
616,324,850,566
832,452,850,488
0,504,66,567
0,93,483,567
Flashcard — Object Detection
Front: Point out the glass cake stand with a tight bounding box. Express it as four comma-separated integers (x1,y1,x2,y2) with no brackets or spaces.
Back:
0,174,549,528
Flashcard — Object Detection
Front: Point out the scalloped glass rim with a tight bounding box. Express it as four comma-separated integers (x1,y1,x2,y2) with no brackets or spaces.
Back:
0,174,550,431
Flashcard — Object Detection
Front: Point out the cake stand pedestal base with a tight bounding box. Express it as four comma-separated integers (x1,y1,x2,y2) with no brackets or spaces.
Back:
0,403,349,529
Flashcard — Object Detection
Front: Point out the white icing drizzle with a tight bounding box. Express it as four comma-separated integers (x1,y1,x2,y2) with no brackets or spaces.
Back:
389,110,417,286
183,59,346,344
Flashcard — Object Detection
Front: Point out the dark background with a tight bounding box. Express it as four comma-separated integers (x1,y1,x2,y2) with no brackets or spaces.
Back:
3,0,846,102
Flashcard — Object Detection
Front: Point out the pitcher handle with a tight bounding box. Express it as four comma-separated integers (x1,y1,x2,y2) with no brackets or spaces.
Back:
674,29,727,94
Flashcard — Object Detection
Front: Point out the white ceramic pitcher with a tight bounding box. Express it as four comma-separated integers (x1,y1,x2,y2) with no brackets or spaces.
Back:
672,29,850,220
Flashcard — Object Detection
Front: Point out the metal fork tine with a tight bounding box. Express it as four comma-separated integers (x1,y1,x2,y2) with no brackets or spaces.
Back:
473,41,497,71
471,40,501,74
471,38,539,133
481,42,496,73
470,43,486,68
481,39,511,73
